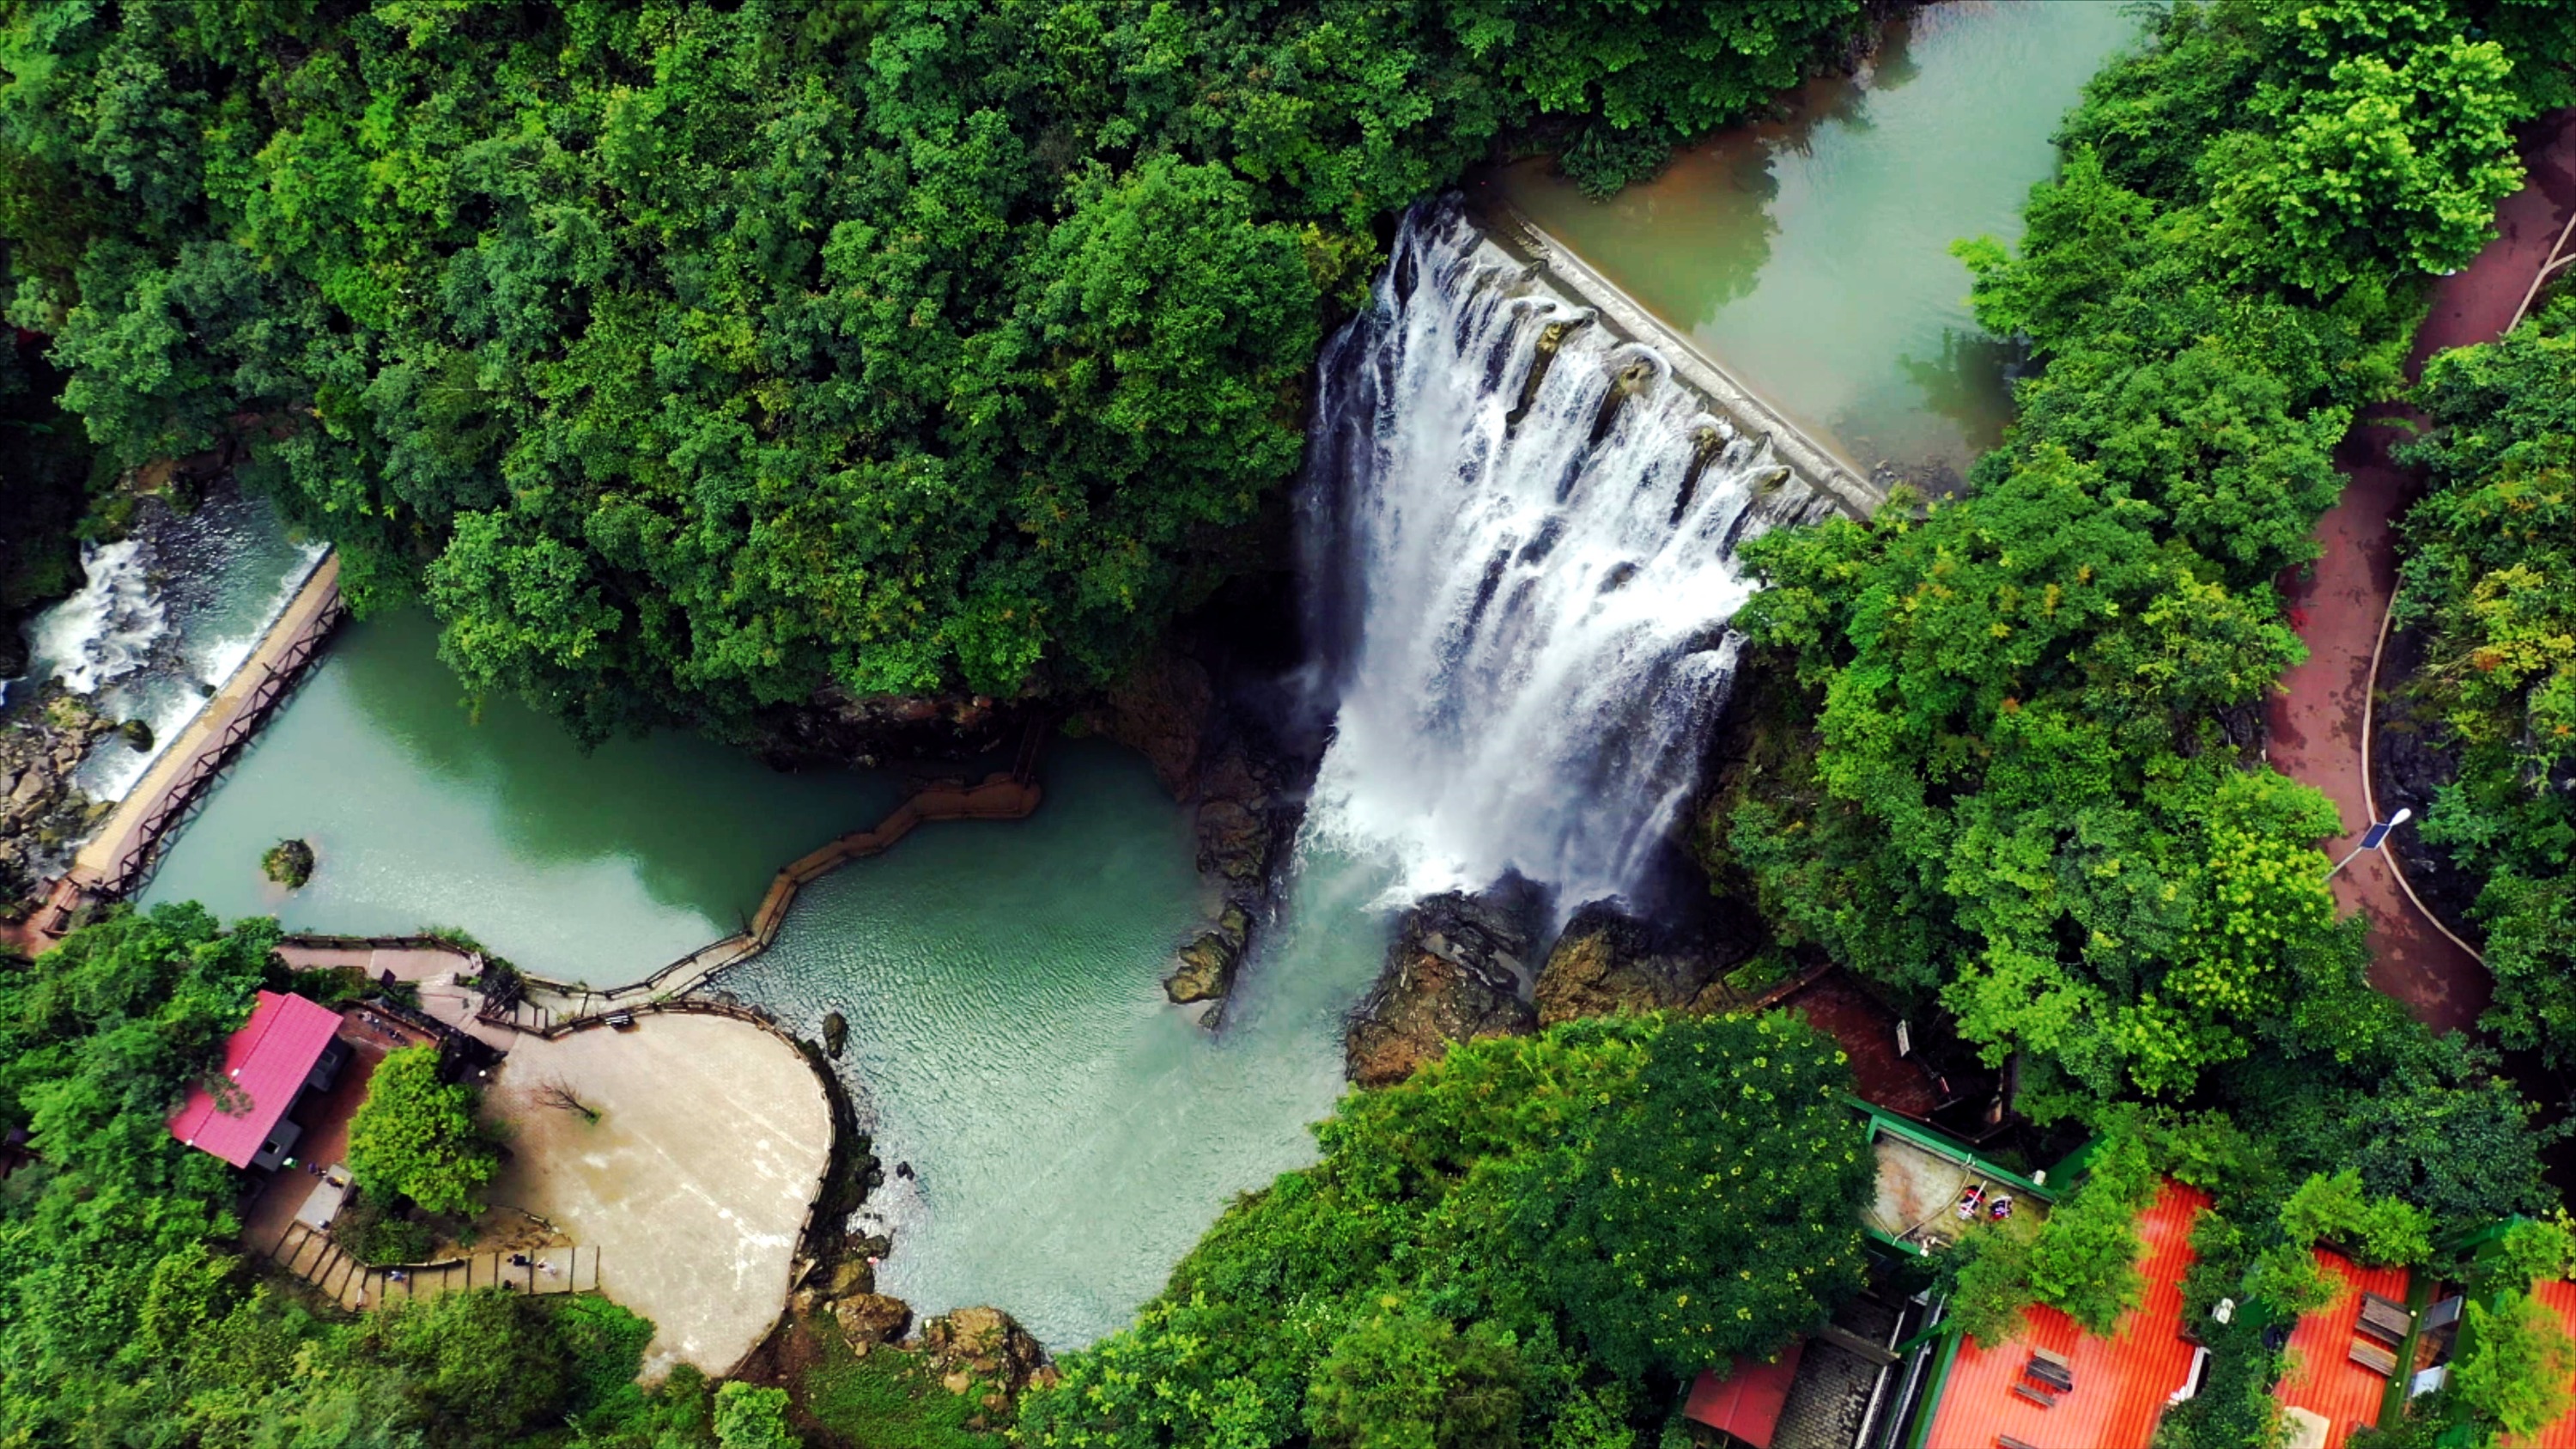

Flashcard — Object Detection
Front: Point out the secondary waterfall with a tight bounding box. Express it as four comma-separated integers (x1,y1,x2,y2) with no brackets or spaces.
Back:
10,488,325,801
1297,203,1829,910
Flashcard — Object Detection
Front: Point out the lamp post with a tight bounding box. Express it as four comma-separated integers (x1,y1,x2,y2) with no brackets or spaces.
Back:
2325,807,2413,880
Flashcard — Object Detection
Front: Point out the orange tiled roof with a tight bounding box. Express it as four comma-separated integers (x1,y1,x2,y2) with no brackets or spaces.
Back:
1922,1179,2210,1449
2532,1277,2576,1449
2273,1248,2409,1448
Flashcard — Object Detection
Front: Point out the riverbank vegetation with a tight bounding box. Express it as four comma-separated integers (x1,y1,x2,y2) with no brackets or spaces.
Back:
1716,0,2564,1205
0,0,1867,743
1018,1011,1872,1447
1694,3,2576,1438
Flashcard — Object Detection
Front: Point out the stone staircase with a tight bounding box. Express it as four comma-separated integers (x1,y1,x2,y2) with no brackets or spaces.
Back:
267,1221,598,1310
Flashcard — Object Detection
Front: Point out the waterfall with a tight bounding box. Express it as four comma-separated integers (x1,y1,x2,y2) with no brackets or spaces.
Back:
1297,203,1828,911
9,488,325,801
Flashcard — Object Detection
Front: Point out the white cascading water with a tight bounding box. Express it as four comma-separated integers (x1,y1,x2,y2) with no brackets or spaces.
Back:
23,538,167,695
9,490,325,802
1297,204,1828,910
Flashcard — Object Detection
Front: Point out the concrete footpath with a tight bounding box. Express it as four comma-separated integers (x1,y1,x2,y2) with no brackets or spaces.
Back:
2268,110,2576,1033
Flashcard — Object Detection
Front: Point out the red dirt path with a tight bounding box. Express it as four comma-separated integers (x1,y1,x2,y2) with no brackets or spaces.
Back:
2268,111,2576,1035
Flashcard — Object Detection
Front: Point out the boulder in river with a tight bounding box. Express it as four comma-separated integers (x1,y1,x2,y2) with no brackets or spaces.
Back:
1345,890,1540,1087
1163,904,1250,1009
260,837,315,889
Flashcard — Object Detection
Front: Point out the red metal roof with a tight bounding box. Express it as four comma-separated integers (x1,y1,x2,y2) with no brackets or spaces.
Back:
1923,1179,2210,1449
2535,1278,2576,1449
168,991,341,1167
1686,1342,1805,1449
2274,1249,2410,1448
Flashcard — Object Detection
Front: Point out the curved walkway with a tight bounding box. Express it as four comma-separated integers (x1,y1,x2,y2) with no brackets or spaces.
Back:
2269,110,2576,1034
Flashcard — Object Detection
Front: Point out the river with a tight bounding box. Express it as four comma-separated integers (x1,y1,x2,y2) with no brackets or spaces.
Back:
100,0,2124,1354
1492,0,2142,486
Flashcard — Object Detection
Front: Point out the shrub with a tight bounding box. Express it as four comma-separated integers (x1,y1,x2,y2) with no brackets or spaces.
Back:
259,839,314,888
714,1382,799,1449
345,1047,497,1218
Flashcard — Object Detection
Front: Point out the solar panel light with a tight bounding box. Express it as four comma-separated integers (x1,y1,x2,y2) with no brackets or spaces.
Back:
2325,807,2413,880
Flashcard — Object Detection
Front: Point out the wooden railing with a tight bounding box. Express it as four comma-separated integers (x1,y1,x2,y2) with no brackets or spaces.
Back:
100,590,349,899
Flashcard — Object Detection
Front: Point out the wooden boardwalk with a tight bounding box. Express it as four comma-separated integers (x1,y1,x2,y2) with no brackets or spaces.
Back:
35,551,345,935
266,1221,597,1311
515,765,1042,1028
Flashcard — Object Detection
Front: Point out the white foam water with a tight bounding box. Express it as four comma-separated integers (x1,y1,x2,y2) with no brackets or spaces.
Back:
24,538,167,695
9,489,324,804
1296,204,1826,911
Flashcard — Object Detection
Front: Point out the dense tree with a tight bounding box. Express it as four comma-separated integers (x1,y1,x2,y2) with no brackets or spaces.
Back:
2394,295,2576,1068
2451,1293,2576,1443
2277,1171,2433,1267
1717,0,2549,1133
1017,1012,1871,1448
344,1044,498,1217
0,0,1863,742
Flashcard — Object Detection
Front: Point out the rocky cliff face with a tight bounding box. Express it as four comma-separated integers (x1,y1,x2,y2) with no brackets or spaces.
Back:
1083,641,1315,1026
1532,900,1750,1026
748,684,1035,771
0,689,112,907
1344,891,1541,1087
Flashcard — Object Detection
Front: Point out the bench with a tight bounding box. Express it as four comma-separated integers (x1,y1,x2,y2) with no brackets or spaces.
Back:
2011,1382,2058,1408
1999,1438,2044,1449
2026,1347,2075,1391
2357,1293,2412,1346
2348,1338,2400,1377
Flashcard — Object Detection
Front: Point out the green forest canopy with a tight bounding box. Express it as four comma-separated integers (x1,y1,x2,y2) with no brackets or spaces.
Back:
1016,1011,1874,1448
2397,294,2576,1070
1716,0,2555,1111
0,0,1863,741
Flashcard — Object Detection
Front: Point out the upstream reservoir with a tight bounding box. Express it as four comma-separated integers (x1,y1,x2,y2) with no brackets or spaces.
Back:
1494,0,2141,485
103,0,2140,1352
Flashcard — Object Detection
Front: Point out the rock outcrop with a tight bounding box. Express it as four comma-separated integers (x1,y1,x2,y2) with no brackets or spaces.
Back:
830,1293,913,1352
1533,901,1747,1026
0,689,112,907
918,1305,1056,1422
1163,905,1249,1007
750,685,1032,771
1345,891,1540,1087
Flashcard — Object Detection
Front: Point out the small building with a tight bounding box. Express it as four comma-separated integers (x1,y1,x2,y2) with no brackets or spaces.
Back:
169,990,349,1170
1906,1178,2209,1449
1685,1106,2050,1449
2272,1248,2419,1449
